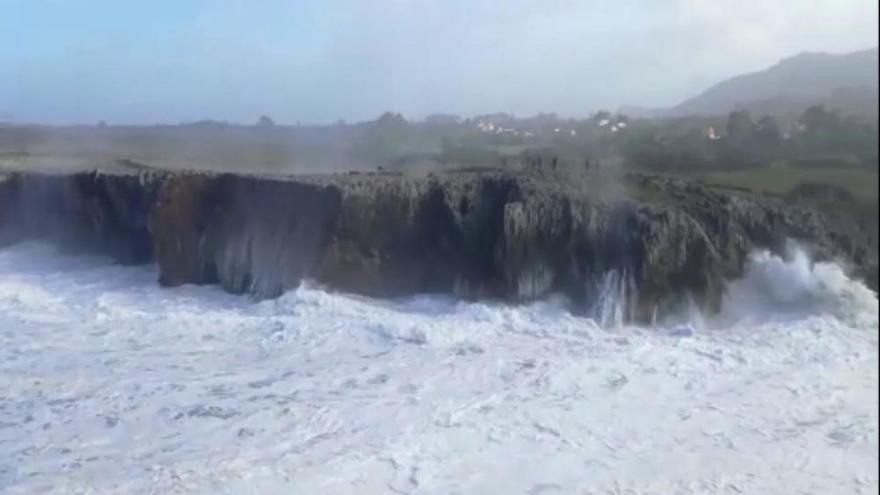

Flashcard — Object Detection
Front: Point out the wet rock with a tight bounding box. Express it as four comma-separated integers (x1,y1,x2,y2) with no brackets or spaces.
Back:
0,171,161,262
0,168,875,323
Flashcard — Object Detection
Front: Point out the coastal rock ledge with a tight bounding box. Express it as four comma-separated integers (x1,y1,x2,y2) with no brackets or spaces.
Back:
0,168,875,323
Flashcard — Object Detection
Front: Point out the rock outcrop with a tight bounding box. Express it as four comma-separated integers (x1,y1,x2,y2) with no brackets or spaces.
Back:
0,171,160,263
0,167,875,323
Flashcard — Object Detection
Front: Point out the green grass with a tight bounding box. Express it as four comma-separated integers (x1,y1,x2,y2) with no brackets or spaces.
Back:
694,166,879,200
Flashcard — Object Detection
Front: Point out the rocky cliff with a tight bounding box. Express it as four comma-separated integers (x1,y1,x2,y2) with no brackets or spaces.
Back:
0,168,875,323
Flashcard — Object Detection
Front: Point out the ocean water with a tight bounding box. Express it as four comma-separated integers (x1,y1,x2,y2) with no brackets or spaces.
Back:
0,242,876,494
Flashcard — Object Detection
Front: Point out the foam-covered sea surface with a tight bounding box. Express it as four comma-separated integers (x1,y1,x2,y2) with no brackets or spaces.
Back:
0,242,877,494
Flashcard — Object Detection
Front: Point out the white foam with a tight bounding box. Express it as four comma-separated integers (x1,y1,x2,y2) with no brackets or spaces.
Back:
0,242,876,494
718,244,879,328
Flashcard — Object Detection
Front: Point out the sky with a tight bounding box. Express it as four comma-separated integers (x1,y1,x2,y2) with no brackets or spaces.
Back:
1,0,877,125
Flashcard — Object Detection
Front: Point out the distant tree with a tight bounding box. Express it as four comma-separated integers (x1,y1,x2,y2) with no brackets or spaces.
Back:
592,110,612,122
799,105,840,134
754,115,782,148
257,115,275,127
424,113,462,125
375,111,407,127
352,112,410,162
797,105,876,157
726,110,756,143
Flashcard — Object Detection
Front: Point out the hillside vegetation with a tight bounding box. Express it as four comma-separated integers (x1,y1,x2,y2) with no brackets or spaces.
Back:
670,48,878,120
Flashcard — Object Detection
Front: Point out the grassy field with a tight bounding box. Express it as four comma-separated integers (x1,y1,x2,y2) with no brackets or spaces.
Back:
694,166,879,200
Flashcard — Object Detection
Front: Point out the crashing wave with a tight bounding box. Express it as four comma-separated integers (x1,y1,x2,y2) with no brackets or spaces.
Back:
718,244,878,328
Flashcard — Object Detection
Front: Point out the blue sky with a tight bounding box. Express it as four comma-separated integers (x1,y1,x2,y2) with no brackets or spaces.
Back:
1,0,877,124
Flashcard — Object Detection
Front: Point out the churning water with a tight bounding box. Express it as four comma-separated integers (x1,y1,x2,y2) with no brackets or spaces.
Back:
0,242,876,494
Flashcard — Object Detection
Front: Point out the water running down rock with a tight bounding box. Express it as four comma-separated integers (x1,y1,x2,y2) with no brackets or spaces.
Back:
0,168,875,323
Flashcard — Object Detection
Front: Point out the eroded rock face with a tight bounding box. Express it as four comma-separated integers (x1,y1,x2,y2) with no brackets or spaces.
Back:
151,174,342,297
0,171,161,263
0,168,875,323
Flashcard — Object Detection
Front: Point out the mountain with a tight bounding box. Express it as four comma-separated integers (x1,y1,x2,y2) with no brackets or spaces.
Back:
617,105,667,119
665,48,878,120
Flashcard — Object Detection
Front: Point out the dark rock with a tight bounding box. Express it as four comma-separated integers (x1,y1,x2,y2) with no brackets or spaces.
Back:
0,168,875,323
151,174,341,296
0,171,160,263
